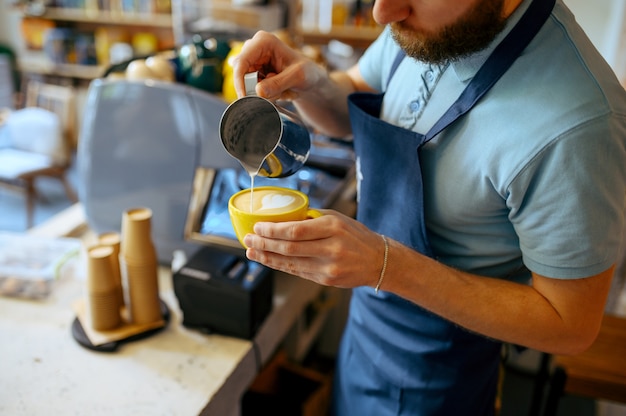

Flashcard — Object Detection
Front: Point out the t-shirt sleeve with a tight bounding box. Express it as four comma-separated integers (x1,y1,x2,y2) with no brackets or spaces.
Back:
507,115,626,279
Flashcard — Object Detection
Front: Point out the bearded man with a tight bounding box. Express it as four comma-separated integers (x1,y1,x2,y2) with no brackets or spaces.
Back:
232,0,626,414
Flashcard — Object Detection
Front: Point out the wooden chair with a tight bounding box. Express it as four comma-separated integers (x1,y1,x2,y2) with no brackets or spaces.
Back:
0,81,78,228
532,314,626,415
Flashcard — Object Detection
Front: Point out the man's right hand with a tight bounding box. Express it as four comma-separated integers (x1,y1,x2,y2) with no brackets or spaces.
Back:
232,30,326,102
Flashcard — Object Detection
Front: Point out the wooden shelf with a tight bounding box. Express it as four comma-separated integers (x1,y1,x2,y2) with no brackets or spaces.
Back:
24,7,172,28
298,25,382,49
18,52,105,80
16,6,174,80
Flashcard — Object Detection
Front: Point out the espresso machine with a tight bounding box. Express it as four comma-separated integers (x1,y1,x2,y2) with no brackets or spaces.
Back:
78,78,355,338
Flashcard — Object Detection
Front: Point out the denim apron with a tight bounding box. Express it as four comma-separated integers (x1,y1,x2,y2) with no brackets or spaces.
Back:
332,0,555,414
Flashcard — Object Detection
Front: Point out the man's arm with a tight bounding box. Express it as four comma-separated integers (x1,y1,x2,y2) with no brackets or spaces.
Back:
292,67,375,138
381,235,614,354
244,212,614,355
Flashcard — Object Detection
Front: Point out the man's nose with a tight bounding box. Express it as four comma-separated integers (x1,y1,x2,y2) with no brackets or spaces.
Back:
372,0,412,25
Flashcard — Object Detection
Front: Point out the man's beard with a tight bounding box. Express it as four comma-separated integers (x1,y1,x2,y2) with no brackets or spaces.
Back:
391,0,507,64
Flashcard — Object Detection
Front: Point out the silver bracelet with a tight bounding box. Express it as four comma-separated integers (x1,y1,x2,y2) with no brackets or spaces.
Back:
375,234,389,294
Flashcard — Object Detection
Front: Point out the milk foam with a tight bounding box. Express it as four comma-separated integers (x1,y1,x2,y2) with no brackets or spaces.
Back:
259,193,296,211
234,188,303,213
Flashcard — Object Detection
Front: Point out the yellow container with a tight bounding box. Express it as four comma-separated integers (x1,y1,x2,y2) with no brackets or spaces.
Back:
222,41,244,103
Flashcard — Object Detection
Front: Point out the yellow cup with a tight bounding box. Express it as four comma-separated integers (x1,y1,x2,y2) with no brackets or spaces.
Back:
228,186,322,248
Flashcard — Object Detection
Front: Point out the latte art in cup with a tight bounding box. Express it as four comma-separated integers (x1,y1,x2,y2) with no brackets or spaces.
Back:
228,186,323,248
232,188,305,213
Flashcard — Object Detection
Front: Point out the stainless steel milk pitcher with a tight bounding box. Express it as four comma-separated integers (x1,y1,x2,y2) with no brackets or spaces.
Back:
219,72,311,178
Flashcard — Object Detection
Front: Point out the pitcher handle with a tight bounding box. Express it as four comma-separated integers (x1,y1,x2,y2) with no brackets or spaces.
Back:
244,72,259,96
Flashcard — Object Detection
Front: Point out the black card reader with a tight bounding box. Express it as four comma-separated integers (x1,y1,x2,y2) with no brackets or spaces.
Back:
172,246,273,340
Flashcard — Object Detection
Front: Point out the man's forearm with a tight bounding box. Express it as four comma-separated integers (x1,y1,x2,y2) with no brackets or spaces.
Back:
381,237,614,355
293,70,358,138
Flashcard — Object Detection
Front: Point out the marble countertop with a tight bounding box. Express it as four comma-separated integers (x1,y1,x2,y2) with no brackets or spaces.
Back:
0,204,328,415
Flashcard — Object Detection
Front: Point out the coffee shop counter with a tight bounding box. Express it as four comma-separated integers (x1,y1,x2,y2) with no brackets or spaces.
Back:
0,203,346,415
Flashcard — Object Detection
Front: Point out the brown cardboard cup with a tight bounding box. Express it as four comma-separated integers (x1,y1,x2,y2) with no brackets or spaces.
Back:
86,245,122,330
97,231,124,308
120,207,157,263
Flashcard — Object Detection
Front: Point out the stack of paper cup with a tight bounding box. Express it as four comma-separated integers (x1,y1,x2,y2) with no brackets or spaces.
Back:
87,245,122,331
120,207,161,325
97,231,124,311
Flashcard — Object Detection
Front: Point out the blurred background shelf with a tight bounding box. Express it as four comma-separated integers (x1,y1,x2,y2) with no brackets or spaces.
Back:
297,25,381,48
23,7,173,28
18,51,104,79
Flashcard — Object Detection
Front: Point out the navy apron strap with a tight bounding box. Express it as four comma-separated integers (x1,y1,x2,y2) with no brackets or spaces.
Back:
386,49,406,89
384,0,556,143
424,0,556,142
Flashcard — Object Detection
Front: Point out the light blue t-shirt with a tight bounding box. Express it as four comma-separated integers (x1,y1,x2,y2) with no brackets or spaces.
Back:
358,0,626,281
